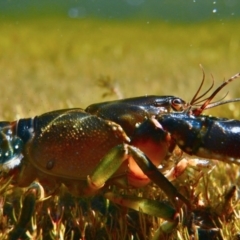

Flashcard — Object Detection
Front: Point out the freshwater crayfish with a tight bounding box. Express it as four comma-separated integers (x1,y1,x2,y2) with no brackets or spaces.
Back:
1,71,240,239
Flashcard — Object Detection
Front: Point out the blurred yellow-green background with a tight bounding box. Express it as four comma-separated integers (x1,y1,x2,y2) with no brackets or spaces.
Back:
0,0,240,120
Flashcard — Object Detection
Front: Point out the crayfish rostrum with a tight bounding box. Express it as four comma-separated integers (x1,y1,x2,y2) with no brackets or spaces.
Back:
0,72,240,239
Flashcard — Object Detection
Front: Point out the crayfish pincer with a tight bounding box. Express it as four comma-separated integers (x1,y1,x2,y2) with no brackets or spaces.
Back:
157,113,240,165
156,72,240,166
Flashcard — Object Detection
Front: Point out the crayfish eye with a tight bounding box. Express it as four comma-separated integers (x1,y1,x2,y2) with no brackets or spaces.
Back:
171,98,186,111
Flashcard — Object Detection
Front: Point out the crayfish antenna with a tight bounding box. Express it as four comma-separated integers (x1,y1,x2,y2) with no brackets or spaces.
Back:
189,65,214,106
191,72,240,116
204,97,240,110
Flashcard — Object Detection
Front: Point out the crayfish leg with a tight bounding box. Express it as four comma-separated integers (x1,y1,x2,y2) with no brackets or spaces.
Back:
104,192,178,222
84,143,190,208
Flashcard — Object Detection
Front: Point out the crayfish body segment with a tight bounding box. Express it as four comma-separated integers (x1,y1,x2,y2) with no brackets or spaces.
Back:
0,121,24,171
16,109,132,187
86,95,186,135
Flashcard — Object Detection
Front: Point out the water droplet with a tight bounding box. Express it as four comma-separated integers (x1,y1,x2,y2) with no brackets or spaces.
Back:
212,9,217,13
68,7,87,18
213,1,216,4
